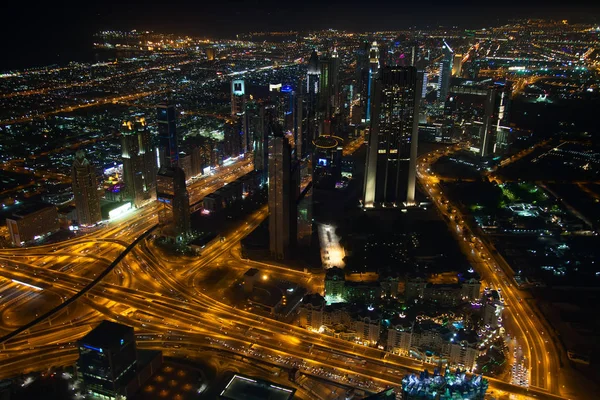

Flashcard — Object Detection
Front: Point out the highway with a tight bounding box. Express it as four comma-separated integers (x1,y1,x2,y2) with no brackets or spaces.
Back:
0,142,569,400
417,144,564,397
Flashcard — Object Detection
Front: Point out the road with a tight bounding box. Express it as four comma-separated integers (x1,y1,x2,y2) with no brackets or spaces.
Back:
417,144,564,396
0,143,568,400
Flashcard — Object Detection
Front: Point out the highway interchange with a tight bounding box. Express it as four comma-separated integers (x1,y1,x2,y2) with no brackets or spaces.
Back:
0,150,571,399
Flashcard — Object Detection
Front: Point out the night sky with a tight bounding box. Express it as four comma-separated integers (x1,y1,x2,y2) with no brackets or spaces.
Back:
2,1,599,70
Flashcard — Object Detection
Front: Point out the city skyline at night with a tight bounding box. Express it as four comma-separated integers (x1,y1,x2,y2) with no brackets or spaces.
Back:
0,6,599,400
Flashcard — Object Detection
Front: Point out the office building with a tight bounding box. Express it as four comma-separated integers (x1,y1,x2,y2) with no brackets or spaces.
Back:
205,47,216,61
480,82,512,156
268,131,297,259
77,321,137,399
121,117,157,208
306,50,320,152
363,66,421,207
71,150,102,226
156,166,190,240
156,102,178,168
231,79,246,116
365,41,380,122
6,203,59,246
452,53,464,77
438,39,454,102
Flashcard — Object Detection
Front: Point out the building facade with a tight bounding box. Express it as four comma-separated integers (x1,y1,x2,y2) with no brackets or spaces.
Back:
121,117,157,208
71,150,102,226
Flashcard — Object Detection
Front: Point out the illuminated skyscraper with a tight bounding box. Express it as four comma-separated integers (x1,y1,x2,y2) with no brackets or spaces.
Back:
268,130,297,259
231,79,246,116
438,39,454,102
480,82,512,157
364,66,420,207
365,41,380,122
156,166,190,240
156,102,178,168
121,117,157,208
71,150,101,226
306,50,320,151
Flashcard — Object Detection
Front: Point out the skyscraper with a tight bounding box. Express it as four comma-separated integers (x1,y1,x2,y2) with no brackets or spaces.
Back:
306,50,320,152
156,166,190,240
121,117,157,208
365,41,380,122
438,39,454,102
480,82,512,157
364,66,420,207
71,150,102,226
156,102,178,168
268,130,297,259
231,79,246,116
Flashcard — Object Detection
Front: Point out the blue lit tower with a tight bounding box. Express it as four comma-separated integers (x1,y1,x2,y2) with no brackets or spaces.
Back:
438,39,454,102
364,66,419,207
156,102,178,168
306,50,320,153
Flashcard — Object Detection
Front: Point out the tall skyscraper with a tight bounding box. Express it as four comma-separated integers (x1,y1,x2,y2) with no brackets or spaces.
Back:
364,66,420,207
438,39,454,102
330,48,341,113
365,41,381,122
71,150,102,226
121,117,157,208
231,79,246,116
156,166,190,240
481,82,512,157
306,50,320,152
268,130,297,259
156,102,178,168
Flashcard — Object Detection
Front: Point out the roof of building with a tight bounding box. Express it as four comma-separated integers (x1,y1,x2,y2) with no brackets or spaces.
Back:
244,268,259,277
219,374,295,400
10,203,56,219
80,320,134,348
325,266,345,281
302,293,325,308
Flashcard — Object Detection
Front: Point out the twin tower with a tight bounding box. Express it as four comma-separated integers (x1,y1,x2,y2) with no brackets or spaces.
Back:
363,43,423,208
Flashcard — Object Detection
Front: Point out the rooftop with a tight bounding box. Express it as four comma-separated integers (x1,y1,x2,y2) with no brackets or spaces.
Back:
80,320,134,348
219,374,295,400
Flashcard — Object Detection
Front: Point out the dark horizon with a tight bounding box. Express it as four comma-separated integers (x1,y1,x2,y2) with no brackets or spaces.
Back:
2,1,600,70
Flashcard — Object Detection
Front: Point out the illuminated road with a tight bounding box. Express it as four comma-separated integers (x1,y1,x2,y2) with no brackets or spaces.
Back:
0,146,568,400
417,145,564,396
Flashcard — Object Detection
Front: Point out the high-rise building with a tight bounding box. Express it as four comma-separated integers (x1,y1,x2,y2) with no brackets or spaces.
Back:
156,166,190,240
306,50,320,152
231,79,246,116
205,47,216,61
156,102,178,168
364,66,421,207
365,41,380,122
71,150,102,226
121,117,157,208
330,48,341,113
438,39,454,102
452,53,464,77
480,82,512,157
77,321,137,399
268,131,297,259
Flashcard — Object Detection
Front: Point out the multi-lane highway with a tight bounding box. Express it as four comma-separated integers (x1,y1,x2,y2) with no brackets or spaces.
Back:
417,145,564,397
0,143,569,400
